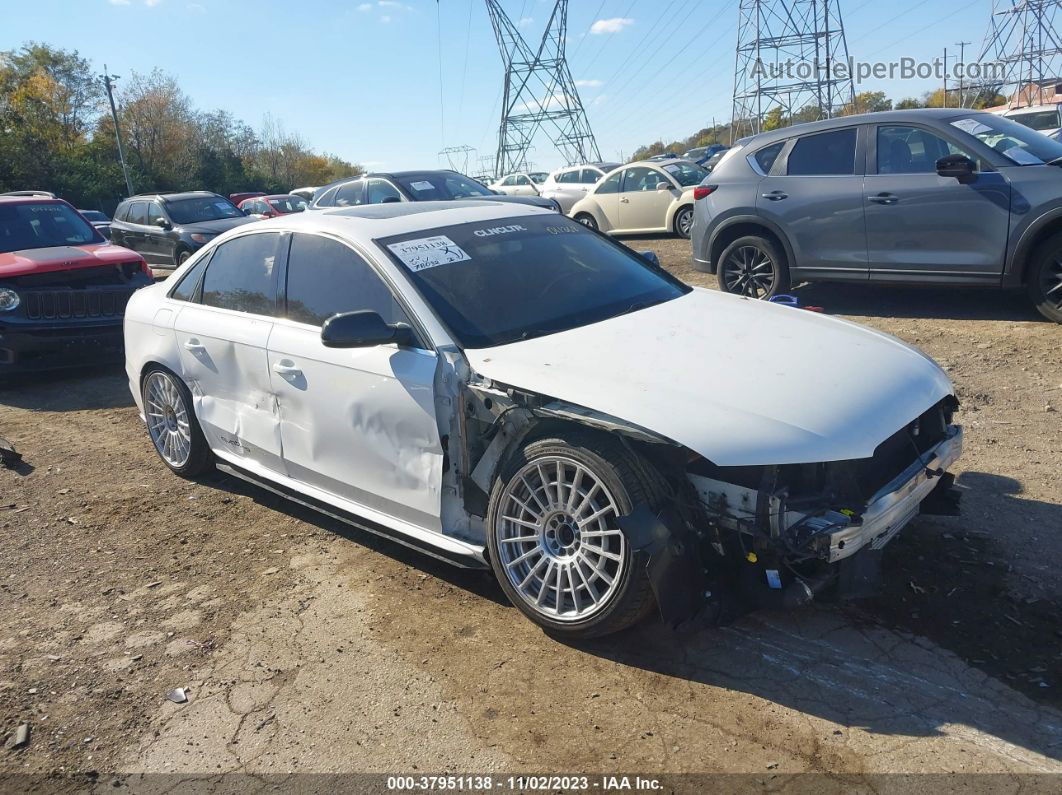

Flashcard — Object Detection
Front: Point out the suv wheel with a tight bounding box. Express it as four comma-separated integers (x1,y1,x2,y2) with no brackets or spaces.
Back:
718,234,790,300
1028,233,1062,323
485,431,662,639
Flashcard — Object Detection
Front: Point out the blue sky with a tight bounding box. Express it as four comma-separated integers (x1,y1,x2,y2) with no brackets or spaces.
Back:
4,0,993,173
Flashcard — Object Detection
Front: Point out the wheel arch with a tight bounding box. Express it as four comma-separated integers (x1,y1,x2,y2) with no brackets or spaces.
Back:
670,202,695,234
707,217,794,275
1009,211,1062,287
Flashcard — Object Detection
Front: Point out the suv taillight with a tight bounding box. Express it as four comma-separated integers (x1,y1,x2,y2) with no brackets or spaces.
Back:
693,185,717,200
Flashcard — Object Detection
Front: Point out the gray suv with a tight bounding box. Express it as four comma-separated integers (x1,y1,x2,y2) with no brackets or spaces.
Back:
691,109,1062,322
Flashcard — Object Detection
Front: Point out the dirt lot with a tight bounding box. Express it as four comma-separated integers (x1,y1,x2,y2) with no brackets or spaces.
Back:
1,236,1061,786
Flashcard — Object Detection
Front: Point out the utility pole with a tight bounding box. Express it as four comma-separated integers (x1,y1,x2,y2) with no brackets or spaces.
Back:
732,0,856,139
975,1,1062,108
955,40,971,106
485,0,601,177
943,47,949,108
101,65,134,198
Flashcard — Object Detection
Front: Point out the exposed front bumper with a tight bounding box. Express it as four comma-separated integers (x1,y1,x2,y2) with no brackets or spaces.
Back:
826,425,964,563
0,320,125,374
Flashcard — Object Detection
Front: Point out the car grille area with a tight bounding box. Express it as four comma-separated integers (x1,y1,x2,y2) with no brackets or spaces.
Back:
21,287,135,321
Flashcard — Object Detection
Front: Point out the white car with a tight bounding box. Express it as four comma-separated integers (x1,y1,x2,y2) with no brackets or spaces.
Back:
125,201,963,638
569,159,707,238
996,105,1062,137
538,162,620,213
489,171,549,196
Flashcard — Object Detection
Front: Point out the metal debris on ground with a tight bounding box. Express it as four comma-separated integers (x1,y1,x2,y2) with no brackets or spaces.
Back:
0,437,22,469
166,687,188,704
10,723,30,749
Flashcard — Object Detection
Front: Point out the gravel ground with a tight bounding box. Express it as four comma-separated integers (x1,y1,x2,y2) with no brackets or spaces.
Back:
1,235,1060,785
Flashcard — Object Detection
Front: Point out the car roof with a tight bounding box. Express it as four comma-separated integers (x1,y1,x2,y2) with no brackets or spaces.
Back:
621,158,700,169
243,200,546,239
739,108,989,148
0,195,68,206
125,191,219,202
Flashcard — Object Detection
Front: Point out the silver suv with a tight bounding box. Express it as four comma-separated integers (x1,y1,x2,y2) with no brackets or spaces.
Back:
690,109,1062,322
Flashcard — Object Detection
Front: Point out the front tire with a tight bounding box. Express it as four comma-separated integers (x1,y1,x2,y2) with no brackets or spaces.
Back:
1027,233,1062,322
574,213,598,231
717,234,790,300
674,205,694,239
142,368,213,477
486,431,662,639
175,249,192,268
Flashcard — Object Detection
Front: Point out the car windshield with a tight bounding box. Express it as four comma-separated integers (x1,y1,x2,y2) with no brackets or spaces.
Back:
529,172,548,184
377,214,690,348
0,202,101,253
268,196,307,213
395,173,494,200
1006,109,1060,132
950,113,1062,165
79,210,109,222
661,161,710,186
166,196,244,224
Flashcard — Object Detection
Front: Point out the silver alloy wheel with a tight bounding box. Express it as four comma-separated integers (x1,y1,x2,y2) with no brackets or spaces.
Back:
144,372,193,468
723,245,775,298
576,215,597,230
676,207,694,237
495,456,626,622
1041,256,1062,310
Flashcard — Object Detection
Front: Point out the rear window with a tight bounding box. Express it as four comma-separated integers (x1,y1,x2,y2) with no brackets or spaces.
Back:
0,202,101,253
752,142,784,174
787,129,857,176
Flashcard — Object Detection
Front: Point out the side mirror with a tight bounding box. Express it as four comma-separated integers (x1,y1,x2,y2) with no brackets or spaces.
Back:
936,154,977,183
639,250,661,268
656,182,672,191
154,217,171,230
321,310,415,349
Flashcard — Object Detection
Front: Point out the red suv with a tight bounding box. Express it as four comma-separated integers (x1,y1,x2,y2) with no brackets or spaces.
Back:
0,196,152,375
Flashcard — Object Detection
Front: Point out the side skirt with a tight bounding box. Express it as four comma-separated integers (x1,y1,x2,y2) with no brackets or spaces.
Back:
215,461,489,570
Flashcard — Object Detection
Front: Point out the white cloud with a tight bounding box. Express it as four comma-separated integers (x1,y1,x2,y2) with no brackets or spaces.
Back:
357,2,372,10
590,17,633,35
108,0,131,5
377,0,404,7
380,14,391,23
186,2,205,11
518,16,533,27
144,0,162,6
575,79,602,88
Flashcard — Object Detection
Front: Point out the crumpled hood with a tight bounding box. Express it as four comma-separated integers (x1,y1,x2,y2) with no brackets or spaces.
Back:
465,289,954,467
0,243,144,279
179,216,256,235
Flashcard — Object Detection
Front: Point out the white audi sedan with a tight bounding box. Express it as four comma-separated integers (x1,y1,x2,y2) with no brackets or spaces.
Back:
125,202,963,638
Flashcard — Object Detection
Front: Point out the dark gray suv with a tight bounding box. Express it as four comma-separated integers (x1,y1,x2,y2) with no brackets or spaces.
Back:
691,108,1062,322
110,191,255,269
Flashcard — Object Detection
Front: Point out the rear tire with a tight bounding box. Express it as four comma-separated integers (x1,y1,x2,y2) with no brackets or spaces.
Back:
674,205,694,239
486,430,663,639
141,367,213,478
175,249,192,268
574,213,598,231
717,234,790,300
1027,232,1062,323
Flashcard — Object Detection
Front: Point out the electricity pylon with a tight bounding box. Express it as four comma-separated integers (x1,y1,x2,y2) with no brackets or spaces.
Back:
731,0,856,139
485,0,601,176
973,0,1062,108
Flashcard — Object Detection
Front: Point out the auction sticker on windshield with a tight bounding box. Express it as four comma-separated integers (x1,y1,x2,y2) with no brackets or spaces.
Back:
387,235,471,271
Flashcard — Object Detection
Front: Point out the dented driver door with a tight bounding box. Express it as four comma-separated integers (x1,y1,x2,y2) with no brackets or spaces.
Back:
267,232,444,533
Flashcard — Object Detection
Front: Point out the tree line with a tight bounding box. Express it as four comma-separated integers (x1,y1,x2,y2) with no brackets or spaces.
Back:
0,42,362,213
630,88,1007,162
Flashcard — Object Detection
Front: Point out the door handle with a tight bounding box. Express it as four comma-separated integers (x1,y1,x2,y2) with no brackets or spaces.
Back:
761,191,788,201
868,193,899,205
183,338,206,352
619,197,630,203
272,360,302,377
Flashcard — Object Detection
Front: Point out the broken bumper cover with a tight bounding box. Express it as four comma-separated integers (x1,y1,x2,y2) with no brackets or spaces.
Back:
827,425,963,563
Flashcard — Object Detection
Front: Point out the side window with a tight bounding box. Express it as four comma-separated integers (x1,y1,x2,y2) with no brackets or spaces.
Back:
146,202,163,226
580,168,602,183
113,203,127,222
334,181,364,207
787,129,857,176
316,186,340,207
556,170,576,184
129,201,148,225
621,166,659,192
285,233,412,332
169,251,211,302
501,175,517,186
596,170,623,194
365,179,402,204
877,125,973,174
515,175,531,186
200,233,281,316
752,142,785,174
